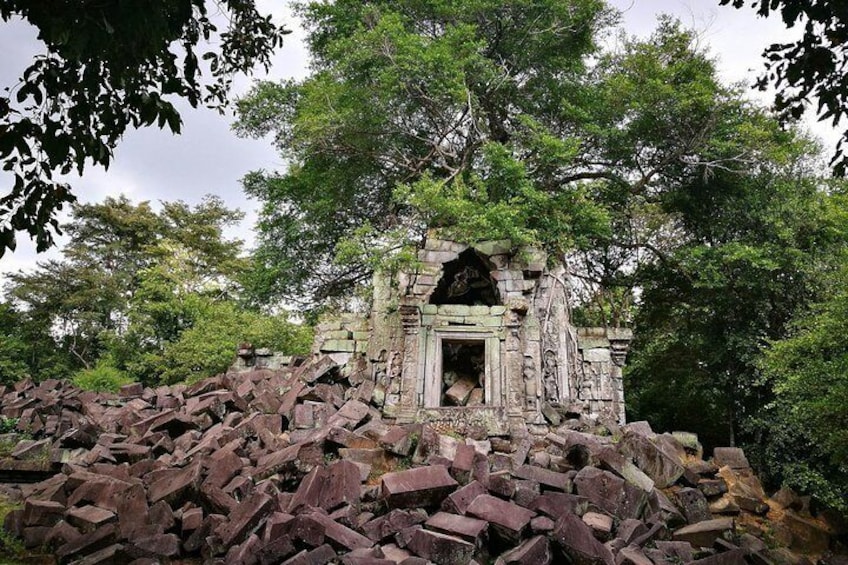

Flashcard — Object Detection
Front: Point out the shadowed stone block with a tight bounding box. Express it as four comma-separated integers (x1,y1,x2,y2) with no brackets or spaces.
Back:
381,466,458,509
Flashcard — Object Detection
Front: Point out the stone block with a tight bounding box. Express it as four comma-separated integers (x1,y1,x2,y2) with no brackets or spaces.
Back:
67,506,116,533
466,494,534,543
513,465,571,491
551,513,615,565
215,491,275,547
677,487,712,524
672,518,734,548
444,378,476,406
381,465,458,509
407,528,475,565
424,512,488,543
441,480,487,515
573,467,647,520
619,432,684,489
582,511,613,541
712,447,750,470
321,460,362,512
495,535,551,565
363,509,428,542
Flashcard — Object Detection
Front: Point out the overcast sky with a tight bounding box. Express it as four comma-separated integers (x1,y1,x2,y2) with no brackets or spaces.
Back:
0,0,838,282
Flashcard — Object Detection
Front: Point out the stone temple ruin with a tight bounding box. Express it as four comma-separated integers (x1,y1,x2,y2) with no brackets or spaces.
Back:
307,237,633,436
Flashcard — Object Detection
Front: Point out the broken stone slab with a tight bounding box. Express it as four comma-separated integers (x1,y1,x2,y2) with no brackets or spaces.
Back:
444,378,476,406
550,512,615,565
66,505,116,534
495,535,551,565
687,548,747,565
466,494,535,543
573,467,647,520
362,509,428,542
407,528,475,565
513,464,571,491
381,465,458,509
441,480,487,515
672,518,734,548
215,491,275,547
618,432,684,489
424,512,488,544
712,447,750,471
147,461,201,506
530,492,590,520
321,460,362,512
677,487,712,524
22,498,65,528
309,510,375,552
582,511,613,541
615,545,654,565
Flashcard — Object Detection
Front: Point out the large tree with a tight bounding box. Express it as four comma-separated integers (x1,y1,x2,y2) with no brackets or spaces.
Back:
0,1,287,256
235,3,762,308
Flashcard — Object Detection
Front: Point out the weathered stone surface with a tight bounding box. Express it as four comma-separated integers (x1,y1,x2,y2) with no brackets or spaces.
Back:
495,535,551,565
441,480,487,515
619,432,684,488
67,505,116,533
672,518,734,548
425,512,487,543
712,447,750,470
677,487,712,524
551,513,614,565
466,494,534,542
381,465,458,509
573,467,647,520
407,528,475,565
615,545,653,565
147,462,201,506
215,491,274,547
582,511,613,541
513,464,571,491
321,459,362,511
363,509,428,542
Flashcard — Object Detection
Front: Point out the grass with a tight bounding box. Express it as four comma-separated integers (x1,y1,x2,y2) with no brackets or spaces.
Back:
0,495,25,562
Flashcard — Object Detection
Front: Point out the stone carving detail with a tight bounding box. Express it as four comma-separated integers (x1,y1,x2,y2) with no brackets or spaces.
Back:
522,354,539,411
542,349,559,403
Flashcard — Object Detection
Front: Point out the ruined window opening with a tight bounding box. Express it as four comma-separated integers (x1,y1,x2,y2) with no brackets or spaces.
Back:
430,249,500,306
440,339,486,407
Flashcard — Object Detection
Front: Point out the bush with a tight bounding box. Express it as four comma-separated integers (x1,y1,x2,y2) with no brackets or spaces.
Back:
73,362,133,393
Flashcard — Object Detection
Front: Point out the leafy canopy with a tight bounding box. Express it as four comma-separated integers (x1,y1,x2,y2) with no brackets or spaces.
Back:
0,0,287,256
236,3,758,308
720,0,848,175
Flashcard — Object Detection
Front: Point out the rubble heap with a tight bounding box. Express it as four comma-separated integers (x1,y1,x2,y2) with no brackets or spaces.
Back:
0,358,843,565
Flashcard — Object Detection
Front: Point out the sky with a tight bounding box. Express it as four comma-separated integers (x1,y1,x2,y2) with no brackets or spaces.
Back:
0,0,839,282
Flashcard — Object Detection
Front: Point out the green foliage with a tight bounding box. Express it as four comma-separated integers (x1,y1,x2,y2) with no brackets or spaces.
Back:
235,0,619,306
0,1,287,255
720,0,848,175
156,302,313,384
0,417,18,434
754,254,848,511
72,361,132,393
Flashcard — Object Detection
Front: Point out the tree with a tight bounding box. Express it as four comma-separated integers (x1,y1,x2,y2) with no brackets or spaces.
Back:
719,0,848,175
235,4,758,308
5,194,247,374
756,242,848,513
0,1,288,256
625,134,846,451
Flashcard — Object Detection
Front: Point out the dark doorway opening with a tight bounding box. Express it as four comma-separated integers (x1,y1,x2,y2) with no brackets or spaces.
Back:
430,249,500,306
441,340,485,406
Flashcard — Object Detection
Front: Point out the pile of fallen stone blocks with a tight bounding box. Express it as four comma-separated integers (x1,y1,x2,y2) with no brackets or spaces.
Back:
0,358,841,564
